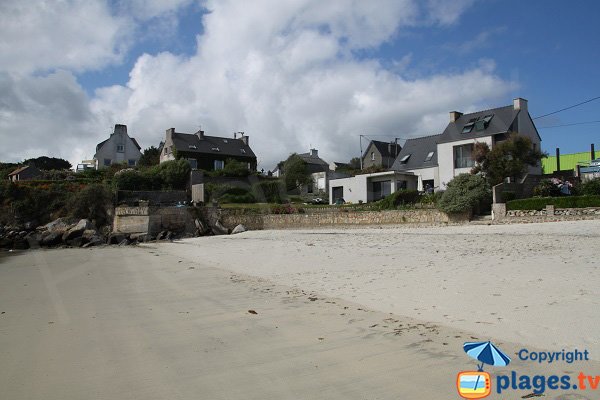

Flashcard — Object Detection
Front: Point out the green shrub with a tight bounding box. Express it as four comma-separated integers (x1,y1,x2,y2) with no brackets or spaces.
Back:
502,191,517,202
252,180,287,203
579,178,600,196
208,158,252,177
419,191,443,205
219,192,256,203
66,184,113,227
438,174,491,214
533,179,562,197
376,190,420,210
112,169,151,191
507,195,600,211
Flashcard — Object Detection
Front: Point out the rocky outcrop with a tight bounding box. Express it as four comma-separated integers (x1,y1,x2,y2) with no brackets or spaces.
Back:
231,224,247,234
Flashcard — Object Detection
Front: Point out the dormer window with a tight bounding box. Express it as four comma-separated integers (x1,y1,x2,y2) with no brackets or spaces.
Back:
211,147,220,152
223,139,228,143
399,154,411,164
424,151,434,162
188,145,197,149
240,149,246,154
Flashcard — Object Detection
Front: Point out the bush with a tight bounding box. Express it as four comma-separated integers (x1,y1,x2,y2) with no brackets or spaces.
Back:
419,191,443,205
252,180,287,203
219,192,256,203
208,159,252,177
153,159,191,190
112,169,151,191
507,195,600,211
579,178,600,196
533,179,562,197
376,190,420,210
66,184,113,227
438,174,491,215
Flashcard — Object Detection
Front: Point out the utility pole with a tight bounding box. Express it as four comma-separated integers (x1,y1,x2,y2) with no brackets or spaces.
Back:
359,135,364,170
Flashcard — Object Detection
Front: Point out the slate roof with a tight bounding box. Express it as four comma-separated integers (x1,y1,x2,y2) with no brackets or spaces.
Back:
96,136,142,153
391,134,442,171
171,131,256,159
438,105,518,144
8,165,30,176
296,151,329,173
363,140,402,159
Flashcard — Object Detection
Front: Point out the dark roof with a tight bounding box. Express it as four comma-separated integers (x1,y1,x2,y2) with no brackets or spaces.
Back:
8,165,30,176
131,138,141,150
391,134,442,171
296,151,329,173
364,140,402,159
96,139,109,153
438,105,518,144
171,132,256,159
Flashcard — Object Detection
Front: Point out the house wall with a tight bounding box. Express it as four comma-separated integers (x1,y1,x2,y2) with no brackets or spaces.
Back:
328,172,417,204
402,166,439,191
515,111,543,175
95,127,142,169
437,136,493,190
362,142,383,169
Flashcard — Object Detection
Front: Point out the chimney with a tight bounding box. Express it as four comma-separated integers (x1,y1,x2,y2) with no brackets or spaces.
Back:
310,148,318,157
114,124,127,135
449,111,462,122
513,97,528,112
556,147,561,172
196,130,204,140
166,127,175,140
592,143,596,160
240,134,249,146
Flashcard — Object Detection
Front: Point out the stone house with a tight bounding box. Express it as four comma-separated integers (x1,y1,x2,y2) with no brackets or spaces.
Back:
93,124,142,169
8,165,42,182
160,129,257,171
362,140,402,169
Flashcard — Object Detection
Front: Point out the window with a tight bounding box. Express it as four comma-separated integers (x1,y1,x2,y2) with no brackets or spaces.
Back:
117,144,124,153
104,158,111,166
211,147,220,152
399,154,411,164
396,180,407,190
188,159,198,169
454,144,474,168
425,151,435,162
188,145,197,149
462,121,475,134
223,139,228,143
214,160,224,170
240,149,246,154
128,159,136,166
371,152,375,161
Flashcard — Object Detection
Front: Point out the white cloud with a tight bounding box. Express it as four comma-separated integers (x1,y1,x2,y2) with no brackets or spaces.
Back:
0,0,516,170
426,0,476,26
0,0,130,75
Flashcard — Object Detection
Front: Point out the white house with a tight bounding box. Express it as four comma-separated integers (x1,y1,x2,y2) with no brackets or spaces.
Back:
328,170,417,204
392,97,542,191
93,124,142,169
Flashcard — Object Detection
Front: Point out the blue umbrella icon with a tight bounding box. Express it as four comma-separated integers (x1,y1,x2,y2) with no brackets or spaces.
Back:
463,341,511,371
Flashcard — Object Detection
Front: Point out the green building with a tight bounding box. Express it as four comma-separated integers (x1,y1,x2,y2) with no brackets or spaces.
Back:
542,149,598,174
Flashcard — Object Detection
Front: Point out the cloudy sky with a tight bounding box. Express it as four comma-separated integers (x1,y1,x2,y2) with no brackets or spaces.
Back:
1,0,599,170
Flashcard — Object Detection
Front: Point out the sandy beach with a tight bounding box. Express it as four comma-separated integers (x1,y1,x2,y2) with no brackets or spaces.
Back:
1,220,599,399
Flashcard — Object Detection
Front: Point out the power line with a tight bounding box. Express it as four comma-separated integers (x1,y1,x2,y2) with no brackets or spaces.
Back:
533,95,600,120
537,120,600,129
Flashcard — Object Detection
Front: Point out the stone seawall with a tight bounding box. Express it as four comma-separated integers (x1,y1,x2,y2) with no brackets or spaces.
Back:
113,206,197,234
493,205,600,224
220,209,464,230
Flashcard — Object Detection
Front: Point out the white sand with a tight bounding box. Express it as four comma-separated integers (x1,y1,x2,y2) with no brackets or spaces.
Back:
160,220,600,360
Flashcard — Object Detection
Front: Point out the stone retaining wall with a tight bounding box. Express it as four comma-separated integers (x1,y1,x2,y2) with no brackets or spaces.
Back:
493,204,600,223
220,208,465,230
113,206,197,234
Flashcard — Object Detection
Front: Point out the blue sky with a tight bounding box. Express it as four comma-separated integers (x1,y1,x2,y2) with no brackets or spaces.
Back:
0,0,598,167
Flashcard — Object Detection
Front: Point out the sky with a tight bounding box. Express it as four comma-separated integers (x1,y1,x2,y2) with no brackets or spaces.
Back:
1,0,599,171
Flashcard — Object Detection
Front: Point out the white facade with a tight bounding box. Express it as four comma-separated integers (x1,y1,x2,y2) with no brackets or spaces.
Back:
400,166,439,191
437,136,493,190
94,125,142,169
328,171,417,204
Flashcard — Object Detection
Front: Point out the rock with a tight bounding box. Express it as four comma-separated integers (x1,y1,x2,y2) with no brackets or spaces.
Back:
25,232,42,249
231,224,247,234
62,219,92,242
118,239,130,246
13,238,29,250
157,231,168,241
0,237,13,249
108,233,127,245
82,229,100,241
66,237,84,247
40,218,72,234
212,220,229,235
82,237,104,248
165,231,174,241
41,231,63,246
129,232,146,241
24,220,38,231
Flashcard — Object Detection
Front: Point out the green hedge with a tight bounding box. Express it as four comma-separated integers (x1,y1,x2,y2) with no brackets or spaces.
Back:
507,195,600,210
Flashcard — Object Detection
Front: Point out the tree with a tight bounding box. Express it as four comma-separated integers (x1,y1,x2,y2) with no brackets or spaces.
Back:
282,154,311,191
348,157,361,169
138,146,161,167
472,133,545,186
24,156,72,170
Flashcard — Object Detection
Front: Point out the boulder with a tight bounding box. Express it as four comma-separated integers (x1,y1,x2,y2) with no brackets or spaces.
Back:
41,231,63,246
62,219,92,241
212,220,229,235
231,224,247,234
24,220,39,231
156,231,168,241
25,232,42,249
66,237,84,247
40,218,71,234
82,229,100,241
82,237,104,248
118,239,130,246
108,233,127,245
